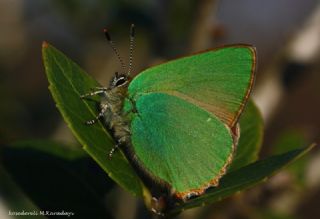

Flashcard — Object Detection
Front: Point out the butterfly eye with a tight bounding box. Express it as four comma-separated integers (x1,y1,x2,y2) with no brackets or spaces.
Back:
115,76,127,87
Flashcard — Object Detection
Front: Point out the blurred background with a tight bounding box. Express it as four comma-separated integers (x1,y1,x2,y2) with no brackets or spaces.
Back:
1,0,320,218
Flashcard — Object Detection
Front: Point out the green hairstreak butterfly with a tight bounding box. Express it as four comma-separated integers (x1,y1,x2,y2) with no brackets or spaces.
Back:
81,24,256,203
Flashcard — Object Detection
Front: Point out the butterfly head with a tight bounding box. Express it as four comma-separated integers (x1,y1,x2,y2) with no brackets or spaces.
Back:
110,72,129,88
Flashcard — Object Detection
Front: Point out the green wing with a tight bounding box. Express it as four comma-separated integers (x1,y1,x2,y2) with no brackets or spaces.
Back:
128,93,234,198
128,45,256,128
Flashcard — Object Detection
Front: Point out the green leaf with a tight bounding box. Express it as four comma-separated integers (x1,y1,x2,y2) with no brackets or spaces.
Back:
42,42,144,197
167,144,316,216
273,129,307,154
2,140,115,219
230,100,264,171
272,129,309,185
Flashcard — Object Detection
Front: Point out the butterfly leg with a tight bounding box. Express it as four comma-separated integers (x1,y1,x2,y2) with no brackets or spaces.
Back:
108,143,119,159
80,87,108,99
108,135,129,159
85,103,108,125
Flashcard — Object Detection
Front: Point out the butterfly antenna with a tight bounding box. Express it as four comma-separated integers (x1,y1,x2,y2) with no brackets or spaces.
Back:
103,28,126,72
127,24,135,76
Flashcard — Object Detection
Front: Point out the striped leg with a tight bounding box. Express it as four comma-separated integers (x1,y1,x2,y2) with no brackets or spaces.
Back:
80,87,108,99
85,103,108,125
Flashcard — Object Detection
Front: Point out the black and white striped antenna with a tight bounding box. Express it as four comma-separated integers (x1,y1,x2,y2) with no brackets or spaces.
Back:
103,24,135,76
103,28,126,73
127,24,135,76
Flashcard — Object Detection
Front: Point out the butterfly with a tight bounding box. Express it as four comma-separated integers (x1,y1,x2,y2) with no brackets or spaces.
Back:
81,24,256,202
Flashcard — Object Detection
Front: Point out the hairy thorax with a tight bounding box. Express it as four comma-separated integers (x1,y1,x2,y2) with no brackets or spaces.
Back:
101,85,131,145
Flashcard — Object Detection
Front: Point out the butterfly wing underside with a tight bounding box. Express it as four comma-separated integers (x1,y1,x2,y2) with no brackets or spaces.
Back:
128,93,234,198
128,45,256,128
